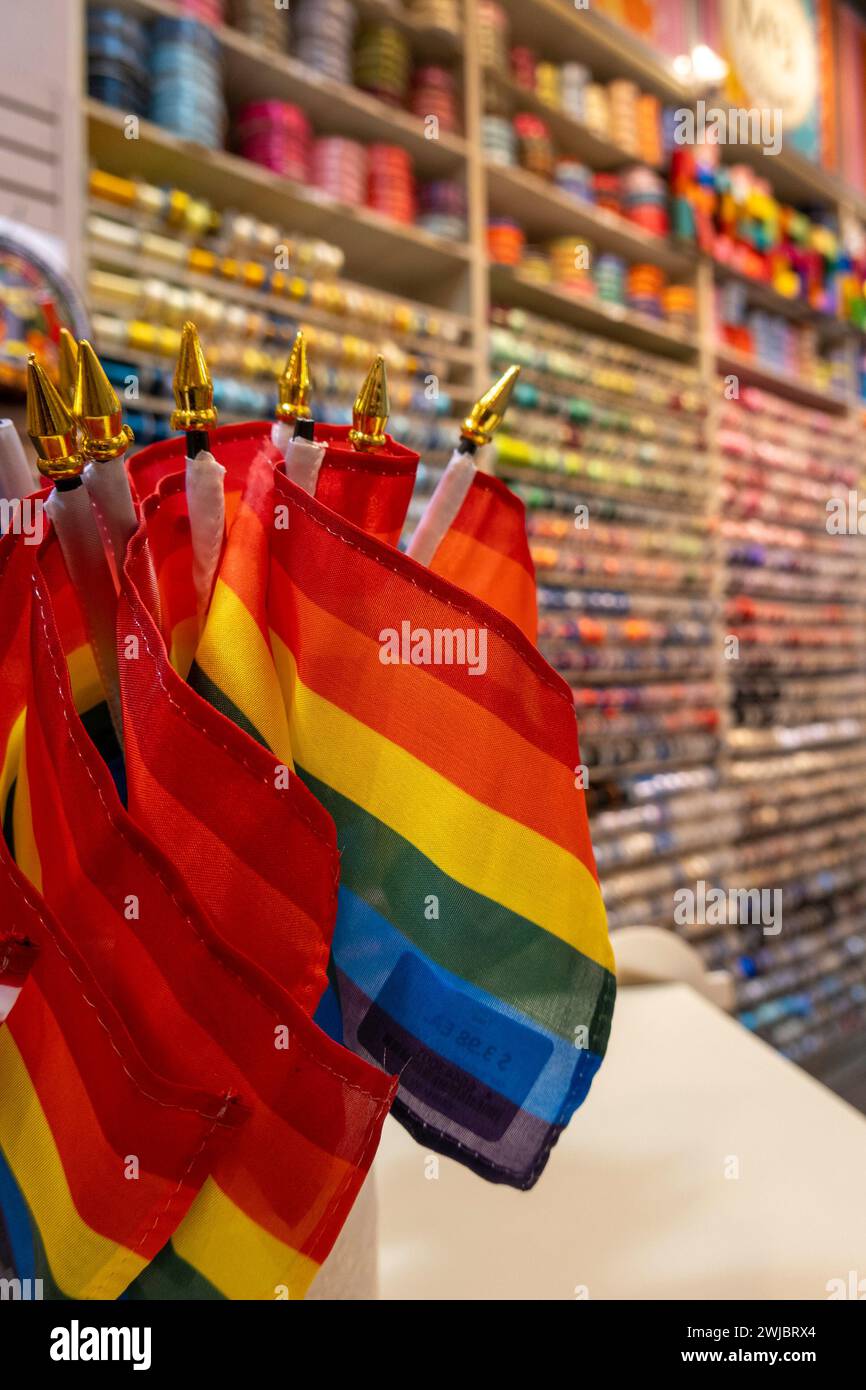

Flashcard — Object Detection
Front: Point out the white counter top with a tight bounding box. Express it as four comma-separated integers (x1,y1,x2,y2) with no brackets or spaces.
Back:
375,984,866,1299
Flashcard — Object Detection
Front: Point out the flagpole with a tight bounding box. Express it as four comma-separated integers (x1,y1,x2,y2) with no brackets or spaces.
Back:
0,419,38,507
348,354,390,454
405,365,520,564
57,327,79,407
272,329,325,495
171,321,224,623
74,341,135,569
73,340,162,625
26,357,124,748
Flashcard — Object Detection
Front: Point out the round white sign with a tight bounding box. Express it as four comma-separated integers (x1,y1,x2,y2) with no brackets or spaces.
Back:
722,0,817,129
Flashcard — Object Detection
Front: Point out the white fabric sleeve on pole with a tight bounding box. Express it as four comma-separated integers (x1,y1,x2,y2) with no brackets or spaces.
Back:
271,420,290,456
186,449,226,620
82,457,139,577
45,484,124,748
405,448,477,565
83,457,162,622
0,419,37,504
282,437,325,496
271,421,326,496
0,984,21,1023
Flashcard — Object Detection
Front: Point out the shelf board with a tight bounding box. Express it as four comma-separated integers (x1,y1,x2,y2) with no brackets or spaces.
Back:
496,460,706,518
484,68,664,173
354,0,463,59
102,0,463,62
715,346,851,413
215,28,468,176
713,262,853,338
590,753,719,781
85,100,472,301
497,0,691,103
124,393,465,436
490,264,698,358
89,323,476,405
87,222,475,362
486,162,695,276
718,137,848,213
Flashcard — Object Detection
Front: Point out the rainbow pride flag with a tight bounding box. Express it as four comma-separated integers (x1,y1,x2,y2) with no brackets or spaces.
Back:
155,436,616,1189
0,527,241,1298
0,516,396,1299
129,421,419,551
423,470,538,643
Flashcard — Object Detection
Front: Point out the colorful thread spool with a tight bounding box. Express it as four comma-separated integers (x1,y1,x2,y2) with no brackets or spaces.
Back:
291,0,356,85
366,143,416,224
478,0,509,73
488,217,524,265
514,111,554,180
229,0,288,49
354,23,412,107
149,16,226,150
87,6,150,116
234,101,311,180
410,65,459,134
311,136,367,206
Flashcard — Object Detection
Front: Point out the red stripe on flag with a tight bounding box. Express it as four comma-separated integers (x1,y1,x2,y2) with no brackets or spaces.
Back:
120,480,339,1010
23,536,395,1265
428,473,539,643
312,424,419,547
267,480,579,766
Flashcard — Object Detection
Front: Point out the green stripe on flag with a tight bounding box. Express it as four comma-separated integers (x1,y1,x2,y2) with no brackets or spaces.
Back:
299,769,613,1054
187,661,270,751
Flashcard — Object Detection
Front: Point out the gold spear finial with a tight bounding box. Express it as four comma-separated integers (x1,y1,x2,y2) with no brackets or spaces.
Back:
26,355,84,482
57,328,79,407
460,364,521,448
170,321,218,432
276,329,312,424
73,340,134,461
348,354,389,450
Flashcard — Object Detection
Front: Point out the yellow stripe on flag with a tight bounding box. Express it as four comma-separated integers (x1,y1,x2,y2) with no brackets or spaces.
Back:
0,708,25,824
2,643,100,838
12,722,42,893
271,636,612,971
197,581,293,763
169,616,201,681
65,642,105,716
0,1028,147,1299
171,1177,319,1301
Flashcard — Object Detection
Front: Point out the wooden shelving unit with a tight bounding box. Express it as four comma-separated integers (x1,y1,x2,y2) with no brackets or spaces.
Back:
73,0,866,1069
485,161,695,273
495,0,691,102
86,100,473,303
489,265,699,357
483,66,666,173
78,0,866,412
715,345,851,413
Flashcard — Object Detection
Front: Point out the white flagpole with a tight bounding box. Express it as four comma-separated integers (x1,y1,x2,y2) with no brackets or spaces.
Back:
73,340,162,626
405,365,521,563
171,322,225,625
185,449,226,622
27,357,124,748
405,448,478,564
0,419,38,508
